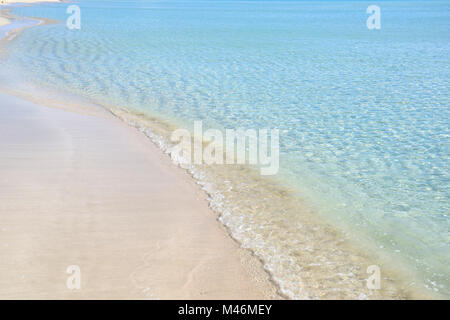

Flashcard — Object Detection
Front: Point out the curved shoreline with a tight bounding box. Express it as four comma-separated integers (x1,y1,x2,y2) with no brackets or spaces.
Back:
0,6,415,300
0,90,284,299
0,8,59,45
0,4,284,300
0,3,444,300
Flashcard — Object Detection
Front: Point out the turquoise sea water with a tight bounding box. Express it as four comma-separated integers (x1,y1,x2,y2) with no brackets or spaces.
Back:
1,0,448,298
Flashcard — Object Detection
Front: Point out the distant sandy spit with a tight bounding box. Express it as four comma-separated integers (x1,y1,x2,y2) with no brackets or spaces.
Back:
0,92,282,299
0,0,61,5
1,0,61,28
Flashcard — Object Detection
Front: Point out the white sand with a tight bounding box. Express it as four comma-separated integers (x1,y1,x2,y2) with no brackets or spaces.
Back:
0,93,280,299
0,16,9,26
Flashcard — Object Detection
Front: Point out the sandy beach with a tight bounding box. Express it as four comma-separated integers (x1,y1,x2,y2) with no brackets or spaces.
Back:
0,16,8,26
0,0,280,300
0,92,280,299
0,0,61,25
1,0,448,301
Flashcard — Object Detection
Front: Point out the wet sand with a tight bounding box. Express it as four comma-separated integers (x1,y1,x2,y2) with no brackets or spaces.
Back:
0,93,281,299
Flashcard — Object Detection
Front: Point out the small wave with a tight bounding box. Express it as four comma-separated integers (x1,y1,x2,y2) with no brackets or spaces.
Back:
108,106,416,300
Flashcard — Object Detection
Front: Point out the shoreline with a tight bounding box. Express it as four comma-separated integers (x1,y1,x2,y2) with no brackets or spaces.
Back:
0,3,445,300
0,12,420,301
1,80,426,299
0,8,58,45
0,91,282,299
0,3,283,299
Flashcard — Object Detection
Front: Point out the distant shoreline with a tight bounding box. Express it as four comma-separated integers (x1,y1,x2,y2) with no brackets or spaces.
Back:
0,0,61,5
0,8,59,43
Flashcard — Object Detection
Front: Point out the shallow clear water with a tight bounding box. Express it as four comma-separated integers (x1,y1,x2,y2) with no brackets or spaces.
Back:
1,0,449,298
